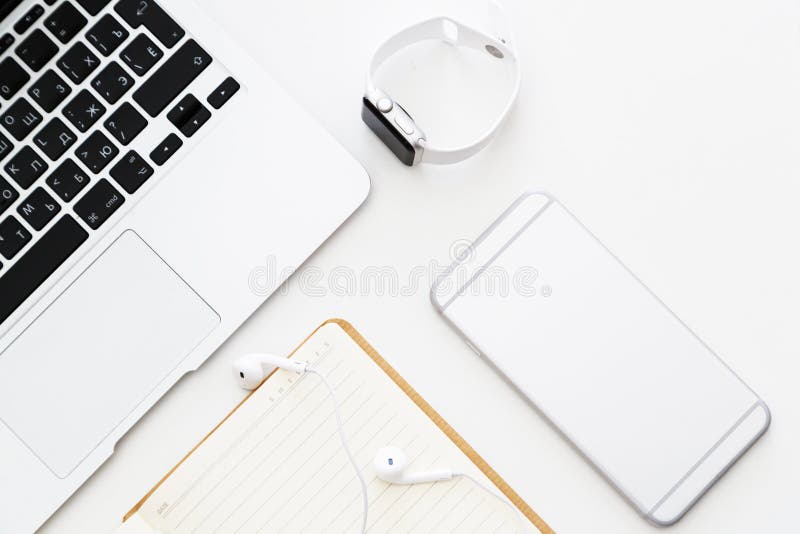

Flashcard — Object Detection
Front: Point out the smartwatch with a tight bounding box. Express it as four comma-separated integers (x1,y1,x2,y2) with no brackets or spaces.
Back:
362,5,521,166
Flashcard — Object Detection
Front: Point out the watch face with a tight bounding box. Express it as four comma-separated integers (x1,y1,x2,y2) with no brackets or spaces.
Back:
361,97,416,166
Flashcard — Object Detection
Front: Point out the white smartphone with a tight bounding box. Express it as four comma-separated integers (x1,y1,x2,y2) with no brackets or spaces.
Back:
431,191,770,525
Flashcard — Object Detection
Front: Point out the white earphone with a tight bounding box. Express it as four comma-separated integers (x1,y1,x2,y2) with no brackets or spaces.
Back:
232,352,307,389
232,354,526,533
373,445,453,484
372,445,526,531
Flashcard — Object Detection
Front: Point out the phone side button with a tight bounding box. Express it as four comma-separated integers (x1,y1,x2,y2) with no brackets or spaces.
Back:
465,341,481,356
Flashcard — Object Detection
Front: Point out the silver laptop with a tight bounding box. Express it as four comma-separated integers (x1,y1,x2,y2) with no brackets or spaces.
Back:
0,0,369,530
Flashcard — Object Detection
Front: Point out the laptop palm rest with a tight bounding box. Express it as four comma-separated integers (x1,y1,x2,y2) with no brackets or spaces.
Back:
0,230,219,478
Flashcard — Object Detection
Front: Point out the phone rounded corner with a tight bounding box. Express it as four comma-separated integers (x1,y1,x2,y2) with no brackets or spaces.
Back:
429,281,447,313
520,188,553,199
517,189,555,206
645,508,685,528
753,400,771,435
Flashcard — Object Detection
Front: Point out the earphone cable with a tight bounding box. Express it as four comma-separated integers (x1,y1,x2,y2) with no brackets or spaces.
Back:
454,472,527,533
306,367,369,534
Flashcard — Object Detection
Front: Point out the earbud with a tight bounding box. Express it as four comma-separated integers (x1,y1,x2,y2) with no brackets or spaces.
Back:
373,446,453,485
232,353,308,390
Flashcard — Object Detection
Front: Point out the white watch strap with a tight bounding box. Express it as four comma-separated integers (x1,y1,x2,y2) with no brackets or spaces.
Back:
365,4,521,165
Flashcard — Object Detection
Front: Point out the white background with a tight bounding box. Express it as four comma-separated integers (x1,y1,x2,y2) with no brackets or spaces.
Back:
43,0,800,532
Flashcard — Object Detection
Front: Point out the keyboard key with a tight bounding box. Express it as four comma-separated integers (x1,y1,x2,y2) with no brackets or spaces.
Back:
44,2,87,44
13,4,44,34
179,105,209,137
0,57,30,100
114,0,184,48
133,39,211,117
119,33,161,76
91,61,133,104
110,149,151,193
5,146,48,188
73,177,123,228
0,215,88,324
0,132,13,162
167,94,210,138
0,33,15,56
1,215,29,259
15,29,59,72
104,101,145,145
0,176,19,216
27,69,72,112
17,186,60,230
86,13,128,56
207,76,240,109
33,117,76,160
76,0,110,15
150,132,181,165
1,98,43,141
62,89,105,132
166,93,198,126
0,216,31,259
57,41,100,83
46,158,89,201
75,129,117,172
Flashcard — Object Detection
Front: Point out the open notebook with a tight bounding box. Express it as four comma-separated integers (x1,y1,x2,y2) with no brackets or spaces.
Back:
118,320,552,533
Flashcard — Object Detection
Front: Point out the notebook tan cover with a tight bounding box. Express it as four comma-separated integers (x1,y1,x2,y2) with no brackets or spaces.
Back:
123,319,553,533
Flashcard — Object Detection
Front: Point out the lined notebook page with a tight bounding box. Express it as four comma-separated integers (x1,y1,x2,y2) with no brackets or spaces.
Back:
132,323,529,533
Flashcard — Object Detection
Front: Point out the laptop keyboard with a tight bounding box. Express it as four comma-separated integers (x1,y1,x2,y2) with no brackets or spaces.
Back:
0,0,240,325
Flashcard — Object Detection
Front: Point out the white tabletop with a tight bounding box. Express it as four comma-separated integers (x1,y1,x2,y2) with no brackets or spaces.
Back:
42,0,799,532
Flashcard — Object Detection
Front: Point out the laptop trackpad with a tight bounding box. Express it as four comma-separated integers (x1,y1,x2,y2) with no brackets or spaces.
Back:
0,231,219,478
